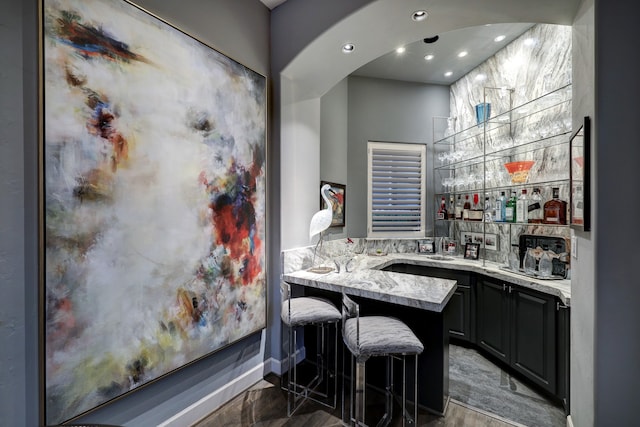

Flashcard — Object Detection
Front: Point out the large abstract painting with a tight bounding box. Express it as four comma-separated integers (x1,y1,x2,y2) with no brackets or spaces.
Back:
41,0,267,423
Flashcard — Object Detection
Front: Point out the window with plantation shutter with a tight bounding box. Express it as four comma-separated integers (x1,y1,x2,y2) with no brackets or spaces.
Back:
367,141,426,238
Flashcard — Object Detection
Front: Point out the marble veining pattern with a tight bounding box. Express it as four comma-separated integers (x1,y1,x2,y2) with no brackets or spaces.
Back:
450,24,572,132
283,267,456,312
282,238,570,307
435,23,573,266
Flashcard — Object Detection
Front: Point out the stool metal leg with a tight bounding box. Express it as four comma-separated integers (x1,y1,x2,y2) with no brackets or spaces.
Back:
380,356,392,427
413,354,418,426
283,320,338,417
355,359,366,426
398,354,419,426
402,355,406,427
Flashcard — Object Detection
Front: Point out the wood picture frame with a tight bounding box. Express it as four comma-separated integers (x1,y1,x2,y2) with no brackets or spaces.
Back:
320,181,346,227
570,116,591,231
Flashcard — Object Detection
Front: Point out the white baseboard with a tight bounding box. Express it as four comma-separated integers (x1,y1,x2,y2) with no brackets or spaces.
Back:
271,346,306,376
567,414,574,427
269,356,282,376
158,361,270,427
158,348,308,426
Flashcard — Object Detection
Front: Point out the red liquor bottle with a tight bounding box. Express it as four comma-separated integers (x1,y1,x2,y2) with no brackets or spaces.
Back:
437,196,448,220
543,187,567,225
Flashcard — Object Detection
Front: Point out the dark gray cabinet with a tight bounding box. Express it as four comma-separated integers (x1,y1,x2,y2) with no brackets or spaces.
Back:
445,282,473,342
557,299,570,412
476,277,510,363
402,265,475,343
382,262,569,405
477,276,558,394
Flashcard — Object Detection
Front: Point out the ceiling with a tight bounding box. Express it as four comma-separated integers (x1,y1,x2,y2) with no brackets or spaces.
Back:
350,23,534,85
260,0,287,9
261,0,536,86
274,0,579,101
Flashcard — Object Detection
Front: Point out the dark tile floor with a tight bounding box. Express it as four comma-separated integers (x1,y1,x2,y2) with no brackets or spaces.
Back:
448,345,565,427
194,345,566,427
194,377,518,427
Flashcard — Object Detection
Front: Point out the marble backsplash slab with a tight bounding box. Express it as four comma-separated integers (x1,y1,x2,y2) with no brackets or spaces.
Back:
282,238,422,274
450,24,572,132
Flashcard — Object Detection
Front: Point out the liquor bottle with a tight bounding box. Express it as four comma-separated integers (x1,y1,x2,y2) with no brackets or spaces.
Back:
437,196,447,220
469,193,483,221
543,187,567,225
528,187,543,223
505,191,517,222
484,195,492,222
494,191,505,222
463,195,471,220
516,189,528,223
455,194,463,220
448,194,455,219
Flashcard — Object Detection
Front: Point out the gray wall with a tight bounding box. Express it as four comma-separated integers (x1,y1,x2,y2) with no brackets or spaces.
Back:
0,0,270,425
320,78,349,240
0,1,38,426
594,1,640,425
346,76,450,237
269,0,374,363
570,0,595,425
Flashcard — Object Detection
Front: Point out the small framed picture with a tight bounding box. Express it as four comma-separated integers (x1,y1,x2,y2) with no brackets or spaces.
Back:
484,234,498,251
464,243,480,260
320,181,346,227
461,232,472,244
417,239,435,254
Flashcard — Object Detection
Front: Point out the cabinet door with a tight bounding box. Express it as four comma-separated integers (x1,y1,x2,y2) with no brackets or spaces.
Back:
509,286,557,394
557,302,570,412
444,284,472,342
406,266,475,343
476,278,510,364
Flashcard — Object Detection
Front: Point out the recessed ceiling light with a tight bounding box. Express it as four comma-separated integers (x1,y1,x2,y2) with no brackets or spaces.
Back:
396,47,406,54
494,35,506,42
424,54,434,61
412,10,428,21
342,43,355,53
524,38,537,46
458,51,468,58
475,73,487,81
444,71,453,77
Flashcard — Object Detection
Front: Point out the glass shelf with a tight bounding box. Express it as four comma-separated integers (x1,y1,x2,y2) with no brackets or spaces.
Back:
435,218,570,228
435,129,571,171
479,179,566,194
434,84,571,145
431,84,572,267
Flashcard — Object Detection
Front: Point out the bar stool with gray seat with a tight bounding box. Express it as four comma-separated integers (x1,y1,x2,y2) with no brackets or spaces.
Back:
341,292,424,427
280,281,342,416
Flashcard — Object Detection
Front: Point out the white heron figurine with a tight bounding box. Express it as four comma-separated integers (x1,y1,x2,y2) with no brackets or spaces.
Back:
310,183,336,265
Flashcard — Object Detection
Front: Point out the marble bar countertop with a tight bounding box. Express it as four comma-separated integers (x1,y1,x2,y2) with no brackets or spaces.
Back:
282,264,457,313
283,252,571,308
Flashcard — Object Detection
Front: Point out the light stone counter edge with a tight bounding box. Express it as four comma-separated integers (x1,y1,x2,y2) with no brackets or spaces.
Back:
283,252,570,307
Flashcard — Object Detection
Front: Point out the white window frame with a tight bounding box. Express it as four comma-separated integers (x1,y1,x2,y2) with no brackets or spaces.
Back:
367,141,426,238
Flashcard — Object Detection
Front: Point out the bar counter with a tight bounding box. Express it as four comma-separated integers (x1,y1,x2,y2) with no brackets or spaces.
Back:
282,249,571,415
